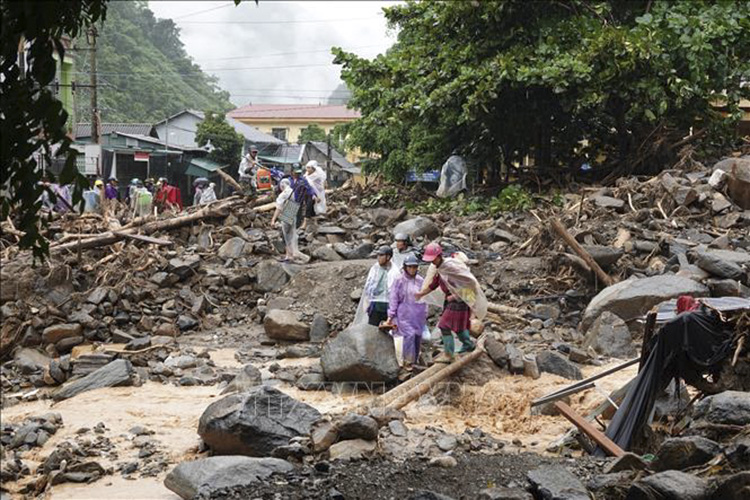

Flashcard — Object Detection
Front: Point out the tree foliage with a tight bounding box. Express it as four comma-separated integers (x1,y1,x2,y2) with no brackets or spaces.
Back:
297,123,328,144
1,0,108,260
333,0,750,183
74,1,233,123
195,112,244,168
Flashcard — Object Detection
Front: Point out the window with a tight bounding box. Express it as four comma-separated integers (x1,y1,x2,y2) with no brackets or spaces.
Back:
125,137,138,147
271,128,287,141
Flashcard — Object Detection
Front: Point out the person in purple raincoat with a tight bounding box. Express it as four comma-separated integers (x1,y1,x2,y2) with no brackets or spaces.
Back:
386,253,427,372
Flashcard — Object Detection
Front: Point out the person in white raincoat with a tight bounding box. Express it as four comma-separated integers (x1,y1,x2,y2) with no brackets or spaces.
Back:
270,178,308,263
199,182,217,205
304,160,327,216
353,246,399,327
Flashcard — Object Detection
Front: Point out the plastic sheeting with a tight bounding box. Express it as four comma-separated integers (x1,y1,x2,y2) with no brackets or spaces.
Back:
602,309,735,453
352,262,400,326
436,155,467,198
305,165,327,215
418,255,488,320
131,188,153,218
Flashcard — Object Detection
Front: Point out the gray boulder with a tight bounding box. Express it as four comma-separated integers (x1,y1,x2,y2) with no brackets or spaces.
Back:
584,311,637,359
263,309,310,341
693,391,750,426
591,195,625,210
334,242,374,260
320,323,399,382
581,245,624,269
328,439,376,461
478,488,533,500
392,217,440,240
309,314,330,343
710,472,750,500
692,251,745,280
371,207,406,227
220,363,262,395
334,413,379,441
218,237,247,260
581,275,709,332
527,465,589,500
535,351,582,380
255,260,292,293
198,386,321,456
484,335,509,369
626,470,708,500
168,255,201,280
14,348,51,374
653,436,721,472
52,359,134,401
164,456,293,500
312,245,343,262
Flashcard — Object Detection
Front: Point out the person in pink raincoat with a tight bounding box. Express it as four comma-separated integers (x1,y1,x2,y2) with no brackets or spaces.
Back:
386,254,427,371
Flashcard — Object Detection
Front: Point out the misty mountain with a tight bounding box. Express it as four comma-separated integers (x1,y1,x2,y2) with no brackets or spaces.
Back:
73,1,233,124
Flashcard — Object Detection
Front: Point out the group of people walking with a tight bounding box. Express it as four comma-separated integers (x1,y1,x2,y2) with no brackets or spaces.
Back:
356,236,487,377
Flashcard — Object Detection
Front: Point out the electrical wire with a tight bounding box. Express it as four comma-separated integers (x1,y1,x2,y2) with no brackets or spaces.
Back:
177,15,381,25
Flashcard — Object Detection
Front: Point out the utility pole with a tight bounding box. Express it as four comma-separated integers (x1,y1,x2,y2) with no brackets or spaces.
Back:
88,26,100,173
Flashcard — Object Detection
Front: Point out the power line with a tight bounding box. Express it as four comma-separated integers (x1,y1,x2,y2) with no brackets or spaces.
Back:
71,62,337,77
172,3,233,20
190,44,383,62
178,15,380,25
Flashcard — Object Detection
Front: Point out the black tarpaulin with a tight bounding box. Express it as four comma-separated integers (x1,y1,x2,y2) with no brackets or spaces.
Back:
601,309,735,453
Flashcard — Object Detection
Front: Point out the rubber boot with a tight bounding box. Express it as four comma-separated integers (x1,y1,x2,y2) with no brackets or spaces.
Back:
435,335,455,363
457,330,476,354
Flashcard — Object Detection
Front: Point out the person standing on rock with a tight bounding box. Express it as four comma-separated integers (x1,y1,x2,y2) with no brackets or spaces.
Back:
415,242,487,363
386,254,428,373
270,178,306,263
354,246,396,327
290,164,312,229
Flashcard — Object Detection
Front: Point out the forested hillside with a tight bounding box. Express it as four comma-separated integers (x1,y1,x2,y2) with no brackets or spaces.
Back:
73,1,233,124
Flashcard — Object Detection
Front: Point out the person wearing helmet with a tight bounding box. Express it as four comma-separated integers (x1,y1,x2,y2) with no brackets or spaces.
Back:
385,253,428,373
415,242,488,363
391,232,417,269
105,177,119,201
238,146,261,196
289,164,311,228
358,245,395,327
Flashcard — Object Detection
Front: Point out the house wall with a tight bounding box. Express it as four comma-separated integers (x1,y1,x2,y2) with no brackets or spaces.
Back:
154,114,201,148
233,119,346,144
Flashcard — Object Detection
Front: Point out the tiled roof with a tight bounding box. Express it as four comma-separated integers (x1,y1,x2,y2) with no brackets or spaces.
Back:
225,117,285,145
228,104,360,120
76,123,154,138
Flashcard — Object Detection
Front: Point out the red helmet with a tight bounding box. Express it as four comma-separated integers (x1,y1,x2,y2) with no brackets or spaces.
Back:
422,242,443,262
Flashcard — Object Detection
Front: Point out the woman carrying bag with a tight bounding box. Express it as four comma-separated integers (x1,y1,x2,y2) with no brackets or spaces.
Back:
270,178,309,263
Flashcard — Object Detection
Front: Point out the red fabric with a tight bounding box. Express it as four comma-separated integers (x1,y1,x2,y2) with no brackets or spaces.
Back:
165,185,183,210
676,295,700,313
429,275,471,332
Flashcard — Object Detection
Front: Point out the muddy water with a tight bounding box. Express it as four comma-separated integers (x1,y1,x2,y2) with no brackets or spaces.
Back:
2,359,636,499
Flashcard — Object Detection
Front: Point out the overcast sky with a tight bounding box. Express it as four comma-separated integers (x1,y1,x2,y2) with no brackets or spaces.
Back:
148,1,399,107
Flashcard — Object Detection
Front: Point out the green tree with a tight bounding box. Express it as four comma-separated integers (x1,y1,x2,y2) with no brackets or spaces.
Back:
333,0,750,183
297,123,328,144
1,0,108,259
195,112,244,168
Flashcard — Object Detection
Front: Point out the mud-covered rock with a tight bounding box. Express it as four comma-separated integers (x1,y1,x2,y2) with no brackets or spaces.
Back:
320,323,399,382
263,309,310,341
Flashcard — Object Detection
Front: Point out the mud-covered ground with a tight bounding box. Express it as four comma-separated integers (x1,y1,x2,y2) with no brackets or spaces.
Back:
206,452,608,500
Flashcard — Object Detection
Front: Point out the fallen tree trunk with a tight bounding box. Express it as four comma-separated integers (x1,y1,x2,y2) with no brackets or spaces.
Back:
51,200,240,253
216,168,243,192
550,217,615,287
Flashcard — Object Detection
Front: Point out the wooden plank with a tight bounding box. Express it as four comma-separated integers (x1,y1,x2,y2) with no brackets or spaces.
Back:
550,217,615,287
554,401,625,457
113,231,172,246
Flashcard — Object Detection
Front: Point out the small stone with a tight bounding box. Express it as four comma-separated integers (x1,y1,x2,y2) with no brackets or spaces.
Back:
429,456,458,468
388,420,408,437
176,315,199,331
436,435,458,452
536,350,583,380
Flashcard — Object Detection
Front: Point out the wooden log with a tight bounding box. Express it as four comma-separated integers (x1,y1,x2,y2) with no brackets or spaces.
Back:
51,200,239,253
366,362,447,411
255,202,277,213
112,231,172,246
554,401,625,457
386,348,485,410
550,217,615,287
215,168,243,192
487,303,525,316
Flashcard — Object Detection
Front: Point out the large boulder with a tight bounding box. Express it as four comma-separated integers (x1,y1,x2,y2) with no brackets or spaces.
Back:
392,217,440,240
652,436,721,472
626,470,709,500
320,324,399,382
334,413,379,441
535,351,582,380
693,391,750,426
527,465,589,500
263,309,310,341
255,261,292,293
52,359,134,401
714,157,750,209
218,237,247,260
581,275,709,332
583,311,637,359
164,456,293,500
198,386,321,456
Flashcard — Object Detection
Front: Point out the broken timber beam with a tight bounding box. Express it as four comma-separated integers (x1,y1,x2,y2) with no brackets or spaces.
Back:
386,348,485,411
550,217,615,287
215,168,243,192
112,231,172,246
554,401,625,457
367,362,447,410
